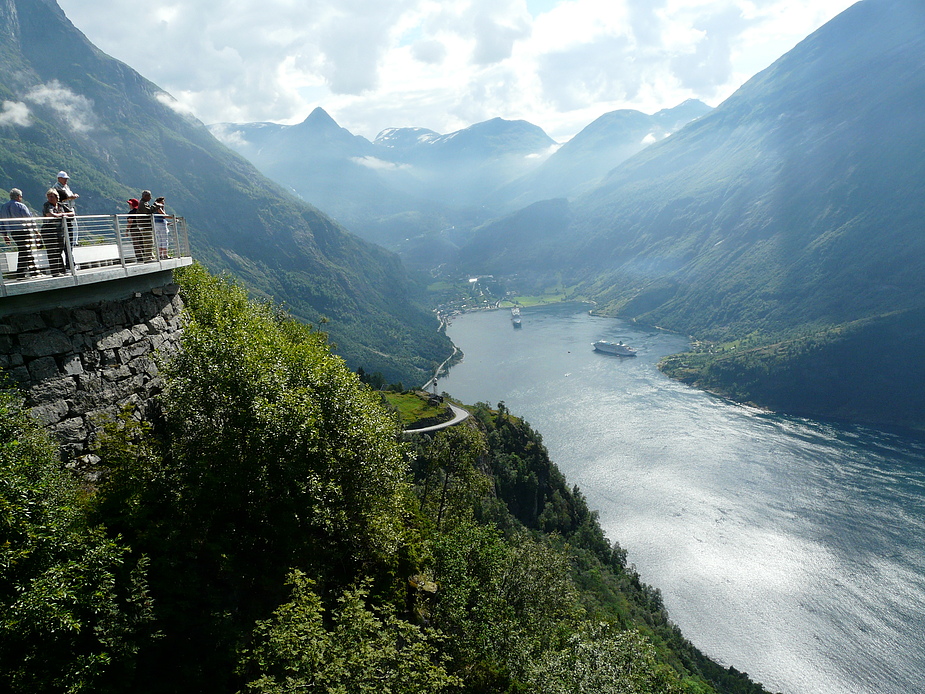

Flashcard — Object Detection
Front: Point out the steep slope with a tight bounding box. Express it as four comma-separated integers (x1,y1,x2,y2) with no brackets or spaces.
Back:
569,0,925,337
0,0,450,384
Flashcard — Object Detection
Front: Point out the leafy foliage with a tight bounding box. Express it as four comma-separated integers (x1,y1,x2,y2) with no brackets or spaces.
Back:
0,389,155,693
41,265,770,694
237,571,458,694
93,265,412,690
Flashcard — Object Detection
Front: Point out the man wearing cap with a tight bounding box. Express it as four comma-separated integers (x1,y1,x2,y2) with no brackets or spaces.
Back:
53,170,79,248
0,188,38,279
53,171,79,208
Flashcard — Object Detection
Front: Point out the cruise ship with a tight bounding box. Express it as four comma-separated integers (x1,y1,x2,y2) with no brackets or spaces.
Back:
592,340,636,356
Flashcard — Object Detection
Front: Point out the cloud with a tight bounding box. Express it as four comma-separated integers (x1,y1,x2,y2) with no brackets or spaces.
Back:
0,101,31,127
155,92,200,118
412,39,447,65
209,124,250,149
57,0,859,142
25,81,96,133
351,156,412,171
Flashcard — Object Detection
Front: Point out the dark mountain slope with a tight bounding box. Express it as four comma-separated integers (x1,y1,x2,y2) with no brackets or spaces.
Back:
0,0,450,384
567,0,925,339
576,0,925,427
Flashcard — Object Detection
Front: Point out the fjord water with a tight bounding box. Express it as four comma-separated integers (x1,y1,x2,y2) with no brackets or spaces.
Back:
438,304,925,694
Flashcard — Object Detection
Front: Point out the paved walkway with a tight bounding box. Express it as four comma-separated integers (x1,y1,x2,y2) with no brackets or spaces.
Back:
402,403,470,434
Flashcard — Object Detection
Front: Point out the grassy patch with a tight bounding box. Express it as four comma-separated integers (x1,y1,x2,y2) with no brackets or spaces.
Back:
382,391,451,428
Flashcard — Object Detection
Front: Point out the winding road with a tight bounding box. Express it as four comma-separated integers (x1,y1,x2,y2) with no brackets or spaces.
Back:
402,403,470,434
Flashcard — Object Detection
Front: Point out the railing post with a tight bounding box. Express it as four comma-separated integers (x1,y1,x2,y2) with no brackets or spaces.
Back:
63,218,77,277
112,214,127,268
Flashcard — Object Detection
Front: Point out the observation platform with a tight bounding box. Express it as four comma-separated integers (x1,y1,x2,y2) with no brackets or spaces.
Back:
0,213,193,314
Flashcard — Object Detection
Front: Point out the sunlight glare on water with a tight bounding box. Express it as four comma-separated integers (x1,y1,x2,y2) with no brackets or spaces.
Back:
439,303,925,694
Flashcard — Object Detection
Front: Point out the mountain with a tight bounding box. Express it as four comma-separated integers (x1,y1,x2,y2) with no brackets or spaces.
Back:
493,99,711,211
210,114,557,259
374,117,558,205
0,0,450,384
457,0,925,427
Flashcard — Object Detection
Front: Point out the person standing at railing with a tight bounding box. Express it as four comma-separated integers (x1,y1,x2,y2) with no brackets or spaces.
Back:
153,196,173,259
53,170,80,248
134,190,158,262
41,189,74,276
126,197,147,263
0,188,39,279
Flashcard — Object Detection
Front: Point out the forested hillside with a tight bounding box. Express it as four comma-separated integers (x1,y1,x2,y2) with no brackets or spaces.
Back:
0,266,772,694
0,0,450,384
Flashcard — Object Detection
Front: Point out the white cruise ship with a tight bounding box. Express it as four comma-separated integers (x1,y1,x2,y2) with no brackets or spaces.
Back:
592,340,636,356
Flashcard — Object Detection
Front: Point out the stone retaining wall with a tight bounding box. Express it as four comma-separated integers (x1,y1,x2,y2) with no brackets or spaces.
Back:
0,284,184,460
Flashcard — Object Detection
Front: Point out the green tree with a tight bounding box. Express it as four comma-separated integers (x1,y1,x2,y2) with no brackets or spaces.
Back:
429,521,580,688
93,266,414,690
529,623,687,694
0,389,154,693
418,426,490,531
237,571,458,694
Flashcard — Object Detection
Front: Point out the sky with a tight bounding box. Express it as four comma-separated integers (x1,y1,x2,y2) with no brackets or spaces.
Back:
57,0,858,143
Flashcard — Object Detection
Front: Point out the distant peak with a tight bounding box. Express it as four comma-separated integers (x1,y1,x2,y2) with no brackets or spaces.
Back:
302,107,339,129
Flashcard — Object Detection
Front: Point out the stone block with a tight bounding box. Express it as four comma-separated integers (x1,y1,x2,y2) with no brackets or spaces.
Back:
7,313,45,333
0,334,12,352
19,328,72,357
0,353,24,368
101,349,119,366
132,325,151,340
44,308,72,329
50,416,88,444
120,340,151,363
147,316,168,332
27,377,77,404
62,354,84,376
29,400,70,426
96,328,135,351
28,356,60,381
6,365,30,384
72,308,100,332
99,301,127,326
77,371,104,392
81,348,101,369
102,364,132,382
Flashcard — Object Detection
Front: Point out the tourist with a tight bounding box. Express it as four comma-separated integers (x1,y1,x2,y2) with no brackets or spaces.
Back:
125,197,150,263
134,190,158,262
53,170,80,247
41,189,73,276
0,188,38,279
153,196,172,259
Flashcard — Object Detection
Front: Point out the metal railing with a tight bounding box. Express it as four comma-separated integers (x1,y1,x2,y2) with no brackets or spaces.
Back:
0,213,191,295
